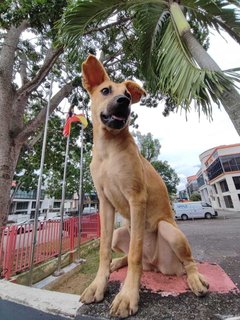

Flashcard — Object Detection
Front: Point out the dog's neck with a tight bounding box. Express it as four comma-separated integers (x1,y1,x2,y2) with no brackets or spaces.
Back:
92,123,136,159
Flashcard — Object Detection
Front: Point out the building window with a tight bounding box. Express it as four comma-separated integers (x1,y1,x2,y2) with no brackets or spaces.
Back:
221,155,240,172
233,176,240,190
16,202,29,210
206,158,223,181
213,184,218,194
220,179,229,193
238,194,240,201
53,202,61,208
197,174,204,188
14,189,44,199
223,195,234,208
15,211,28,215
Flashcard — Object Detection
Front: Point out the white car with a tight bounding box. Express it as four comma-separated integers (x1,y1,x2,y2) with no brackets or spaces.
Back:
47,214,69,221
5,219,44,234
82,207,97,215
173,201,218,220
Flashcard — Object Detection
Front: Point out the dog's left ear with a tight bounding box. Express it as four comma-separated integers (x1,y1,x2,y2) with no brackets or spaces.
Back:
124,80,146,104
82,54,110,93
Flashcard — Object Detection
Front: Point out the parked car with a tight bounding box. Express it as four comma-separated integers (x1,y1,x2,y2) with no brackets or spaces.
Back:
47,214,69,222
5,219,44,234
173,201,218,220
82,206,97,215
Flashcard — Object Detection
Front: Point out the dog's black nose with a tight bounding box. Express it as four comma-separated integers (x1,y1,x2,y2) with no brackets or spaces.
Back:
117,96,130,107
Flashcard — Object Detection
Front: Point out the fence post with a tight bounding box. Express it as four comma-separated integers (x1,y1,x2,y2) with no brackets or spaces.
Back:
5,225,17,279
69,218,75,252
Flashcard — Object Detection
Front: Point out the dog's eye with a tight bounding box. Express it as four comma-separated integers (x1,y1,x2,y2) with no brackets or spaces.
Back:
101,87,111,96
125,90,131,100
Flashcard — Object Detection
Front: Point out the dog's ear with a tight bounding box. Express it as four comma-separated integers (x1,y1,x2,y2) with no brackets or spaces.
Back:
82,54,110,93
124,80,146,104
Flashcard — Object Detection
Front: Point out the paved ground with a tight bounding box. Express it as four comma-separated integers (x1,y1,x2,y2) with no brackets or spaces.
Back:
0,300,69,320
179,212,240,288
0,212,240,320
0,300,99,320
78,213,240,319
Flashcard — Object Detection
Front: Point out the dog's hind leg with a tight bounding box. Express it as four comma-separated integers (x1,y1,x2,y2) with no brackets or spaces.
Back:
158,220,209,296
112,226,130,253
111,255,128,272
111,226,129,272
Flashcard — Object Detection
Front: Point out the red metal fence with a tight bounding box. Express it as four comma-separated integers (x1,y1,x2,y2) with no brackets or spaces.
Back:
0,214,100,280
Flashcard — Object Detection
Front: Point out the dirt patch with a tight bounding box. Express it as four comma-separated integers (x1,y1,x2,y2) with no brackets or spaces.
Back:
53,272,95,295
49,241,123,295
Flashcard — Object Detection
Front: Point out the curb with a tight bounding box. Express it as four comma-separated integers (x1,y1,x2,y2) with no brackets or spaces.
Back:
0,280,82,318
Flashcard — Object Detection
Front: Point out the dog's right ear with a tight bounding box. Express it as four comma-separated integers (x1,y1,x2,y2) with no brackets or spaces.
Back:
82,55,110,94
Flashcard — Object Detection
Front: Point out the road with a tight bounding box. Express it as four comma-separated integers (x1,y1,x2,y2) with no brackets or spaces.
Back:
0,300,97,320
178,214,240,287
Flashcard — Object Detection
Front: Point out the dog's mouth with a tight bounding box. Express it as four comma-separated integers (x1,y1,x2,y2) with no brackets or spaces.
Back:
100,112,130,129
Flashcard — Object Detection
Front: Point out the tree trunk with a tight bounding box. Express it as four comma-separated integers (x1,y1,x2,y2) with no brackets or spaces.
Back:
182,30,240,135
0,25,77,229
0,133,22,227
170,2,240,136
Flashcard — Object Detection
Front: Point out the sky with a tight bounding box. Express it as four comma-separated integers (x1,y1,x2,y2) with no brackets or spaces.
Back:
133,31,240,191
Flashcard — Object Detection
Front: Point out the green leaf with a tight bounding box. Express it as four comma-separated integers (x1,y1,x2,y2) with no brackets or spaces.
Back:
147,19,240,116
182,0,240,45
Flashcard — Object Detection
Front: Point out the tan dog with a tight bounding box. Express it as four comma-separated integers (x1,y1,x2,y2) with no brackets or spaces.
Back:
80,55,209,318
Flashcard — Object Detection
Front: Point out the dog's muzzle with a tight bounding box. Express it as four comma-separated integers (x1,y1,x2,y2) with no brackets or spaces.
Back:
100,95,131,129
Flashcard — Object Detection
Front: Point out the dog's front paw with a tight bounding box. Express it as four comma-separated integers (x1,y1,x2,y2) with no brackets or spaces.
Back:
80,278,107,304
110,287,139,318
187,272,209,297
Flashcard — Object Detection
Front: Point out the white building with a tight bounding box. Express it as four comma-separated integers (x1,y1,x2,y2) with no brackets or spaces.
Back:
9,190,76,223
198,143,240,212
9,190,98,223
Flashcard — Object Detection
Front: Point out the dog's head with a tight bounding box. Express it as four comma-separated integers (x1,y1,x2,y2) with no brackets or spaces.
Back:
82,55,146,131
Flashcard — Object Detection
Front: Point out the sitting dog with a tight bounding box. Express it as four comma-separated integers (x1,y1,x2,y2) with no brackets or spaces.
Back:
80,55,209,318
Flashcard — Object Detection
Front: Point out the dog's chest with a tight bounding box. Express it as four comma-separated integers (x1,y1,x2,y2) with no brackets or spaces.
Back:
91,157,131,218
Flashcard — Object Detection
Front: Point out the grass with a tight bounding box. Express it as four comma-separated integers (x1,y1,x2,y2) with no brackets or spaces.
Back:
48,240,124,295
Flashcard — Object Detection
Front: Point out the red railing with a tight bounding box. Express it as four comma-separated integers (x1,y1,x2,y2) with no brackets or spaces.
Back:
0,214,100,279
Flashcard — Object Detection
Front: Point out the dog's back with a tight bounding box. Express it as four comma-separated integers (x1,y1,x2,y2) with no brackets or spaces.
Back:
141,156,176,229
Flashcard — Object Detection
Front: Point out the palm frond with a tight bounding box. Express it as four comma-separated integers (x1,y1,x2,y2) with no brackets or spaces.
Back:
57,0,123,46
182,0,240,44
57,0,168,47
132,3,169,87
150,19,240,116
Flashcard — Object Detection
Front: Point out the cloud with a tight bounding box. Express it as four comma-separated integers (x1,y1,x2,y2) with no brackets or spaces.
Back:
133,101,239,192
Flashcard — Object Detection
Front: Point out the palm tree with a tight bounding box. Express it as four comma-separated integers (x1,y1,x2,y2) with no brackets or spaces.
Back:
58,0,240,134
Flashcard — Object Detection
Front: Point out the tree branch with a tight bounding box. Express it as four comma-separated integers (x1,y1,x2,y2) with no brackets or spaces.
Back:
0,20,29,88
19,52,28,85
17,46,63,97
83,16,131,36
24,131,43,150
103,50,123,66
15,81,75,145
